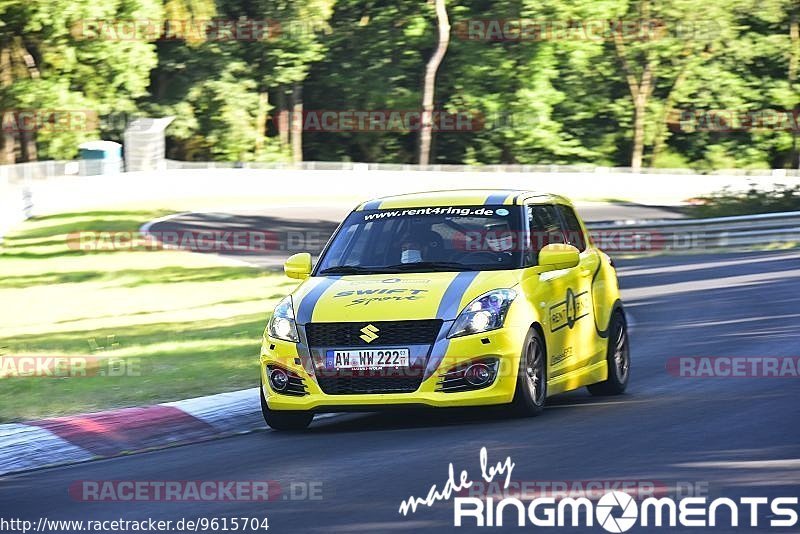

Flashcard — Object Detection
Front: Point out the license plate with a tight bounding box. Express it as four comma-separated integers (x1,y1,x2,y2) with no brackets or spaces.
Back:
326,349,410,369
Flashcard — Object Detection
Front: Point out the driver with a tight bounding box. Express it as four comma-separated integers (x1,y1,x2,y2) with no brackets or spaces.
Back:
399,229,444,263
484,222,515,253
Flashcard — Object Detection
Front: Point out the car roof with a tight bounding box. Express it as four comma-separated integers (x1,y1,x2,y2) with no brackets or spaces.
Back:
356,189,573,210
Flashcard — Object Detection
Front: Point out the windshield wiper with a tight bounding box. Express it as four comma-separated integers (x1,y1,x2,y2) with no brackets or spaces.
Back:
383,261,477,272
317,265,376,275
319,261,477,275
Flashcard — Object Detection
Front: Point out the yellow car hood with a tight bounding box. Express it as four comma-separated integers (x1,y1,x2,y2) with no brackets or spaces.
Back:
292,270,524,324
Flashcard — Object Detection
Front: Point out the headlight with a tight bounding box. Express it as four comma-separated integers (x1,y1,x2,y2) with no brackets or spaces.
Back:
448,289,517,338
267,296,300,342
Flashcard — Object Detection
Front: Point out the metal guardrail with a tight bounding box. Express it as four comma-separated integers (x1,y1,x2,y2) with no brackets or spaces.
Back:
587,211,800,252
0,161,79,185
2,159,798,184
164,159,800,177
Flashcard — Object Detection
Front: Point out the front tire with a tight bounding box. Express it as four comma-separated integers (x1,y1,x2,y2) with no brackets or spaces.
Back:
511,328,547,416
587,310,630,396
260,381,314,430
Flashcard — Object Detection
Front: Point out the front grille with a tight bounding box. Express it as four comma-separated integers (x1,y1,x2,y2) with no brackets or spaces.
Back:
317,374,424,394
305,320,442,347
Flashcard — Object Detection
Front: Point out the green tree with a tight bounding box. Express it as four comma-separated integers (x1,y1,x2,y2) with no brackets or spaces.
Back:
0,0,159,161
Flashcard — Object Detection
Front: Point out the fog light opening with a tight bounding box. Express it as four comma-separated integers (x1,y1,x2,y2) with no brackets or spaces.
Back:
269,368,289,391
464,363,493,386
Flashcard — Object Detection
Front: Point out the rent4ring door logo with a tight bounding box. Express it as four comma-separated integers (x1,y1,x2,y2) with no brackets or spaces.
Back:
550,288,590,332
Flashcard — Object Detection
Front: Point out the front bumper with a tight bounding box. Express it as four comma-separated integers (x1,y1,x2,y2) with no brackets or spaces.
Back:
260,325,524,412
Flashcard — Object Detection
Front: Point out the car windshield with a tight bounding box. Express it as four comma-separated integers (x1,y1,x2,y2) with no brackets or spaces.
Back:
316,205,525,274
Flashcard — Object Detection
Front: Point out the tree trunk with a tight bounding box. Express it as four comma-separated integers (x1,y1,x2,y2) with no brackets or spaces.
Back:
612,30,654,173
650,45,696,166
291,84,303,164
276,89,289,154
20,130,37,162
631,94,646,172
0,47,16,164
0,120,14,164
14,37,41,162
418,0,450,166
255,90,269,158
790,10,799,168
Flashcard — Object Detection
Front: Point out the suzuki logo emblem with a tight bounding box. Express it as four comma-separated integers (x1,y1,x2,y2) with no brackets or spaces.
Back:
359,324,380,343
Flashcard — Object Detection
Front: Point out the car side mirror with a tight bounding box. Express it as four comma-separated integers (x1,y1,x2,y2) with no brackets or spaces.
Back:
537,243,580,271
284,252,312,280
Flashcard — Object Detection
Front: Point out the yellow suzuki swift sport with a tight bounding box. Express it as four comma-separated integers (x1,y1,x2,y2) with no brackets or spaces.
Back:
260,190,629,430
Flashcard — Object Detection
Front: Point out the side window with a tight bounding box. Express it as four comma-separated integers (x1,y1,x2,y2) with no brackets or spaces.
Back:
527,204,567,264
556,205,587,252
323,224,359,266
326,219,399,266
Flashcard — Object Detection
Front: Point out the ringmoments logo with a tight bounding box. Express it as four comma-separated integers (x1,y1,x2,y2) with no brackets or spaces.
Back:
398,448,800,530
595,491,638,532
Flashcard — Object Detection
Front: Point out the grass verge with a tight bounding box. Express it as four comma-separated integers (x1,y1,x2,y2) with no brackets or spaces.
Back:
0,210,297,422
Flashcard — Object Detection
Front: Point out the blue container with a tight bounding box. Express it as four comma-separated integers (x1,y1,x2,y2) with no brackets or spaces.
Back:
78,141,123,175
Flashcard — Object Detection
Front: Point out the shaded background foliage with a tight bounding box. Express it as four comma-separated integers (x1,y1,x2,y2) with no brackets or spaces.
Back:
0,0,797,169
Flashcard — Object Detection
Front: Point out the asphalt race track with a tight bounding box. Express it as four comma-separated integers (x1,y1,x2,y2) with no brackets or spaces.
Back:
2,209,799,533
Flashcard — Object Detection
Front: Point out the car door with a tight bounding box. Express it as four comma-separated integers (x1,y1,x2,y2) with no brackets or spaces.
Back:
554,203,602,372
523,203,597,381
523,203,577,379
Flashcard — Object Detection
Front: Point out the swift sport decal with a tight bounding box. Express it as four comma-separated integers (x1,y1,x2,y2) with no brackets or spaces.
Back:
550,288,590,332
333,287,430,306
